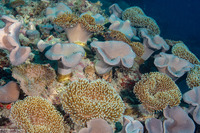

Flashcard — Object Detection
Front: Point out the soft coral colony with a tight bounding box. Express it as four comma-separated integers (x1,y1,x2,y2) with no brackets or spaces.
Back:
0,0,199,133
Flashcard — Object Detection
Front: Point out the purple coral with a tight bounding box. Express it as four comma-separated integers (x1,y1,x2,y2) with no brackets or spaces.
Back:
0,15,31,66
90,41,136,74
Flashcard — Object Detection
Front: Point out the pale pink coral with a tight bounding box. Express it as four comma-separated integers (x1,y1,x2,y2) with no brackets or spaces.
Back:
109,3,123,18
90,41,136,74
0,81,20,103
121,115,144,133
154,52,194,81
183,86,200,124
140,29,169,60
145,106,195,133
79,119,113,133
38,41,85,76
0,15,31,66
46,2,72,21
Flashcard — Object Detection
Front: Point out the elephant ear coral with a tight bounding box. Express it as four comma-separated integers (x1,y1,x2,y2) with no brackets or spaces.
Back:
154,52,194,81
163,106,195,133
0,81,20,103
59,79,125,125
133,72,182,112
0,15,31,66
183,86,200,124
79,119,113,133
90,41,136,75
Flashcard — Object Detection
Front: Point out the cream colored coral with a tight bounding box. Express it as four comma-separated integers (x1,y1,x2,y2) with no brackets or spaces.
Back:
9,96,64,133
12,63,57,97
172,43,200,65
59,79,125,125
186,65,200,89
122,6,160,36
133,72,182,112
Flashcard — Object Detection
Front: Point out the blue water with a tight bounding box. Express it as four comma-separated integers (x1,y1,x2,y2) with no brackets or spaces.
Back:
100,0,200,58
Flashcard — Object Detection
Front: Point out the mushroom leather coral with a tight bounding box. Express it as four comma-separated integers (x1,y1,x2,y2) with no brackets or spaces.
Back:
59,79,125,125
133,72,182,112
53,13,104,45
9,96,64,133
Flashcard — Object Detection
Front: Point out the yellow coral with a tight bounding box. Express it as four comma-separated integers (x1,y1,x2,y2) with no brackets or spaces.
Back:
172,43,200,65
9,96,64,133
53,13,104,32
133,72,182,112
12,63,57,97
59,79,125,125
122,6,160,36
165,39,183,47
186,65,200,88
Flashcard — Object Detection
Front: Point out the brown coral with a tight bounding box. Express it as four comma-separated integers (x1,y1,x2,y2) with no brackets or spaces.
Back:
133,72,182,112
59,79,125,125
172,43,200,65
9,96,64,133
53,13,104,33
165,39,183,47
12,63,57,97
186,65,200,89
122,6,160,36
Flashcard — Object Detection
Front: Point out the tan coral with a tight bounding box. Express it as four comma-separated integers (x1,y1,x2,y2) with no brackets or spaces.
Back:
59,79,125,125
53,13,104,45
122,6,160,36
9,96,64,133
133,72,182,112
12,63,57,97
172,43,200,65
186,65,200,89
165,39,183,47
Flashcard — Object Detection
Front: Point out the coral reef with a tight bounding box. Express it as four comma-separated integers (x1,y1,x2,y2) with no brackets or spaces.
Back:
9,96,64,133
133,72,182,112
59,79,125,125
0,0,199,132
